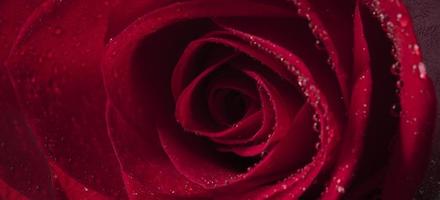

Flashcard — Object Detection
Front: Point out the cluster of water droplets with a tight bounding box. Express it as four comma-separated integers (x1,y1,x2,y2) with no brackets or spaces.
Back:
248,36,329,134
244,27,335,195
369,0,429,121
199,173,245,189
371,0,427,80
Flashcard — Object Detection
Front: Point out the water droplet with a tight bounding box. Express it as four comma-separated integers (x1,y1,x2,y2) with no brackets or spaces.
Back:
390,103,401,117
54,28,63,35
313,122,320,132
378,13,386,21
390,63,400,75
396,80,403,88
326,57,333,65
336,186,345,193
396,13,408,27
313,113,320,121
260,150,267,158
297,76,308,87
412,44,420,55
83,187,89,192
386,21,395,32
417,62,427,79
281,184,287,190
315,40,324,50
315,142,320,150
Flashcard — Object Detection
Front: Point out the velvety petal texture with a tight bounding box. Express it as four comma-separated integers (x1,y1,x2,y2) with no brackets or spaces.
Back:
0,0,436,199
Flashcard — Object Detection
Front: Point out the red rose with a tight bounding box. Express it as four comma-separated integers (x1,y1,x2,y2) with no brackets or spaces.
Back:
0,0,436,199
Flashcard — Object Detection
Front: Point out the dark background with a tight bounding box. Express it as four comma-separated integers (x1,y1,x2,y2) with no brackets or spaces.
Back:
404,0,440,199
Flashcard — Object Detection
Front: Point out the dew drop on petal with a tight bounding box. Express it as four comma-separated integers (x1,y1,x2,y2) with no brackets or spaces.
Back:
314,40,324,50
396,80,403,88
313,122,320,132
396,13,402,20
390,63,400,75
386,21,395,32
390,103,401,117
412,44,420,55
313,113,319,121
260,150,267,158
336,186,345,193
315,142,320,150
378,13,386,21
417,62,427,79
53,27,63,35
396,13,408,27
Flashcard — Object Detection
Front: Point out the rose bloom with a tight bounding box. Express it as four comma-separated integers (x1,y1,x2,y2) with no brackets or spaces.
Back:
0,0,437,199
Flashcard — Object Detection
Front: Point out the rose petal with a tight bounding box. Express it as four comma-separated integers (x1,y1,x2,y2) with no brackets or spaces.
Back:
0,0,55,199
320,2,372,199
292,0,355,105
175,53,238,133
361,0,437,199
5,0,128,198
105,102,208,198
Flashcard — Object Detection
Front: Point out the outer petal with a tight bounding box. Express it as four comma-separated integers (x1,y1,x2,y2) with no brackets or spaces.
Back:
361,0,437,199
0,1,54,199
5,0,128,198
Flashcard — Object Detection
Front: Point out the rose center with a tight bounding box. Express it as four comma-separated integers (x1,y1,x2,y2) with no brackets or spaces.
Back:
208,88,249,126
